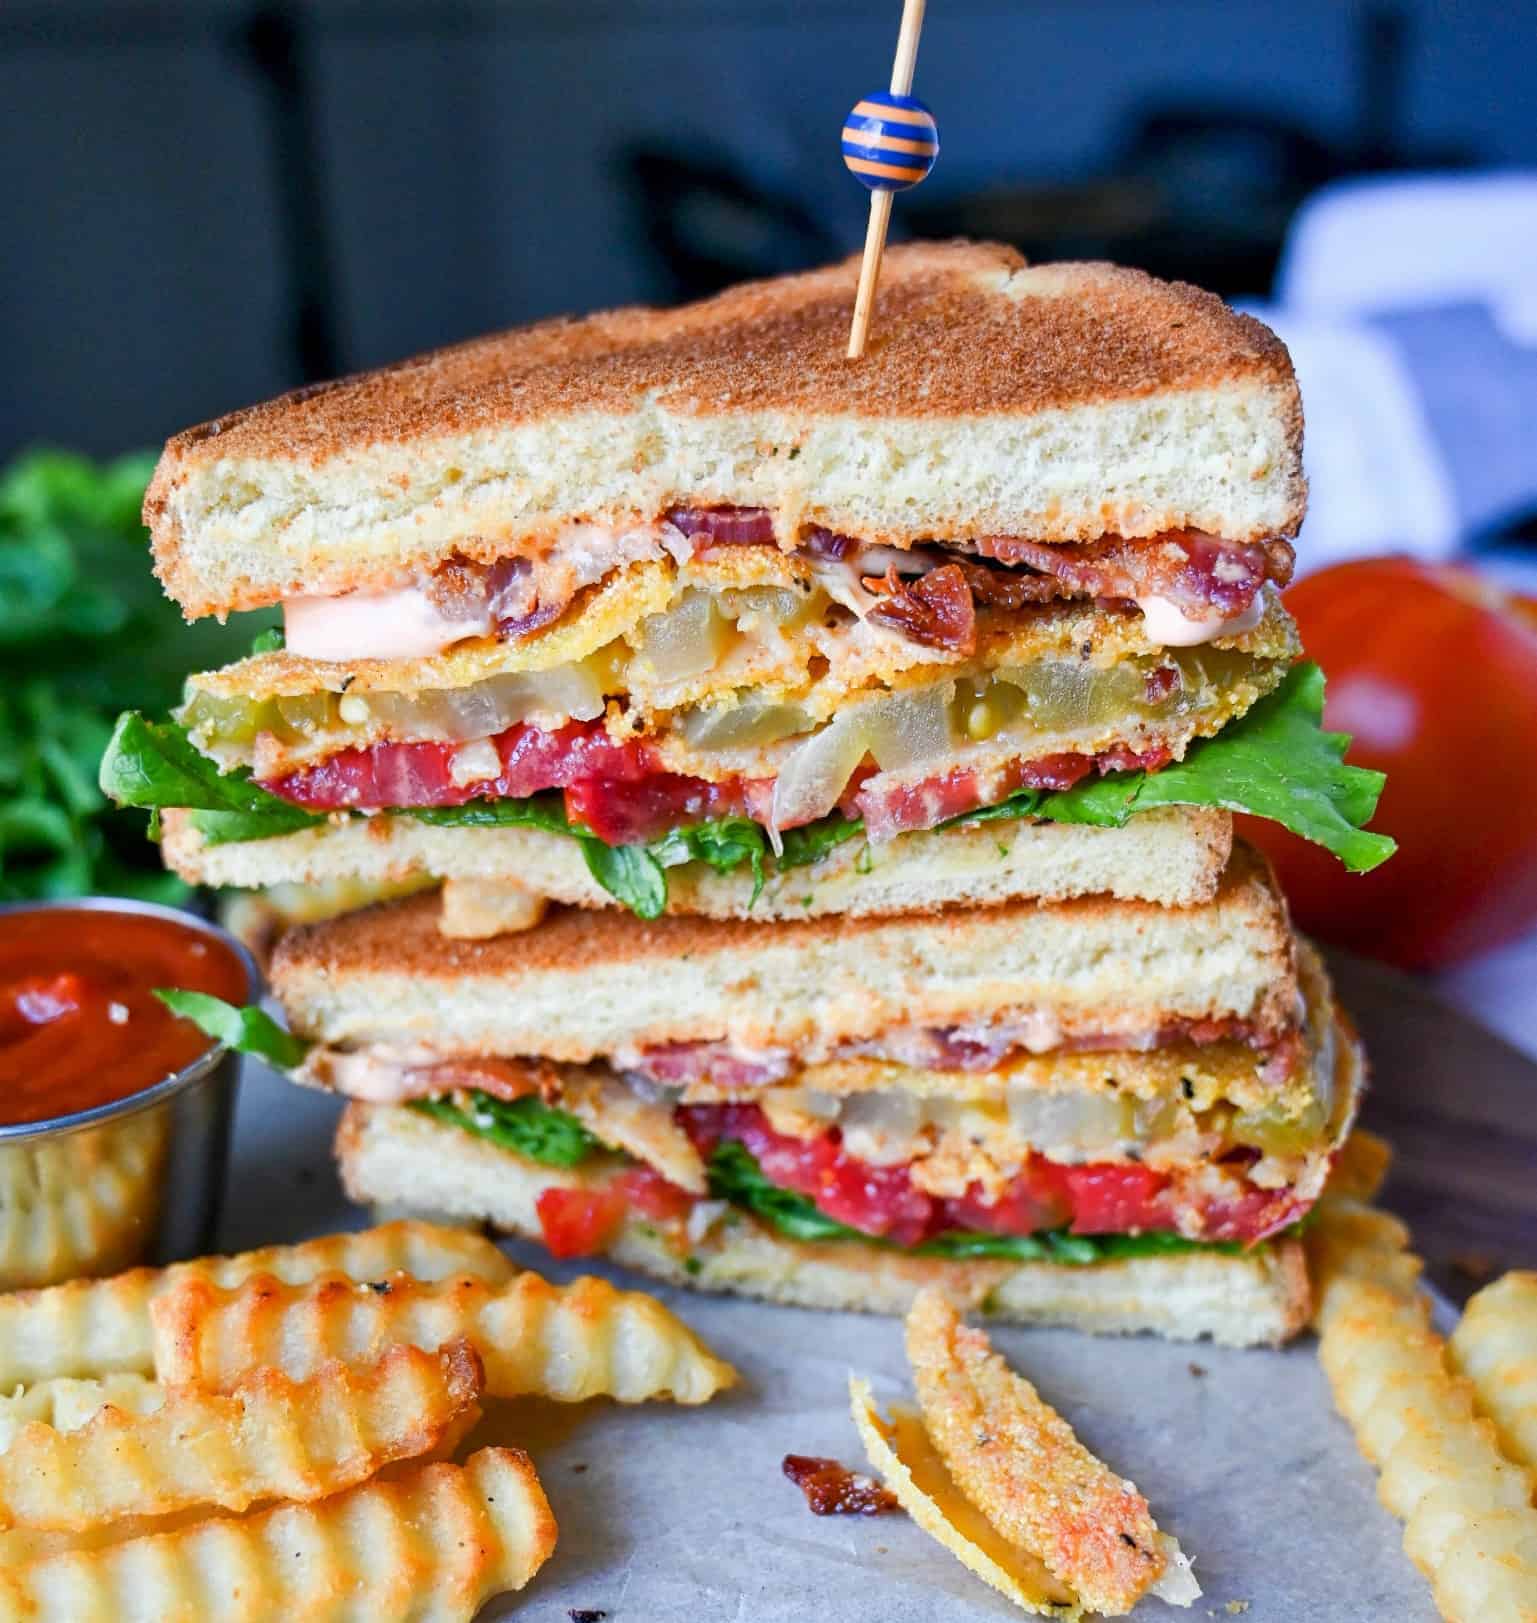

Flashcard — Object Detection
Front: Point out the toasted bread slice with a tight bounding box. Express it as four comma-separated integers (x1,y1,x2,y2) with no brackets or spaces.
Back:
269,843,1297,1062
165,804,1233,917
335,1102,1310,1347
149,243,1304,617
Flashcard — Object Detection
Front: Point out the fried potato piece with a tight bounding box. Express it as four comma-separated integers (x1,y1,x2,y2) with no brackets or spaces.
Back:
1326,1129,1394,1205
1310,1209,1537,1622
0,1220,512,1387
0,1445,555,1623
0,1339,482,1533
1306,1197,1424,1330
152,1268,737,1404
905,1289,1193,1616
849,1377,1081,1618
0,1375,162,1450
1449,1272,1537,1474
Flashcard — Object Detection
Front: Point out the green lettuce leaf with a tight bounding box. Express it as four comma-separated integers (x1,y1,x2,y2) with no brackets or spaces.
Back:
1034,662,1395,871
776,812,866,869
100,712,325,845
913,1228,1245,1261
412,1091,600,1168
652,817,769,902
581,840,668,919
706,1138,864,1241
153,989,311,1071
404,793,573,836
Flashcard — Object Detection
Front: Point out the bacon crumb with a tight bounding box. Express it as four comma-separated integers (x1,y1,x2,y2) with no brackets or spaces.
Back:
866,563,977,654
782,1454,899,1516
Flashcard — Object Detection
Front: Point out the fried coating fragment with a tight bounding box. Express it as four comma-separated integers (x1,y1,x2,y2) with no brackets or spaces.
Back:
0,1340,482,1533
0,1220,513,1387
1308,1208,1537,1621
905,1289,1183,1616
152,1268,736,1404
0,1446,555,1622
1449,1271,1537,1474
849,1377,1081,1619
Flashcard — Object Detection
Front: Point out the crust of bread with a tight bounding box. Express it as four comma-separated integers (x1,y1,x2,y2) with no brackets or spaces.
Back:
269,843,1297,1060
164,804,1232,917
148,243,1305,616
335,1102,1310,1347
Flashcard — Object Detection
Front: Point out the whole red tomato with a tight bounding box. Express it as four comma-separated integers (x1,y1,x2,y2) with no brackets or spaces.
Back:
1239,557,1537,971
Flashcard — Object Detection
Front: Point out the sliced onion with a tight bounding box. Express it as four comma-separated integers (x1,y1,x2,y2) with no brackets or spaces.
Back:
514,661,608,723
272,694,334,741
769,681,959,829
717,585,805,626
796,1089,843,1121
769,709,873,830
679,696,813,752
345,658,606,742
638,590,733,682
839,1091,925,1165
859,682,955,772
1005,1089,1137,1148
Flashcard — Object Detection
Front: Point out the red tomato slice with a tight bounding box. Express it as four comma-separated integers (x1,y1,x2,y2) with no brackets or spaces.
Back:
613,1166,695,1223
535,1186,627,1259
1057,1163,1169,1234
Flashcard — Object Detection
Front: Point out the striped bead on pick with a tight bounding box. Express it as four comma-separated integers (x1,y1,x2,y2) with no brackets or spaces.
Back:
841,90,939,191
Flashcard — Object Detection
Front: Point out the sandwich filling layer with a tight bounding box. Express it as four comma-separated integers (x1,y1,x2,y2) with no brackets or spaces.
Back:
105,553,1390,918
277,513,1295,663
290,943,1356,1261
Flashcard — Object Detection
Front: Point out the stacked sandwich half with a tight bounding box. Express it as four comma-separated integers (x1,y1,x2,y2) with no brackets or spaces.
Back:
106,243,1392,1345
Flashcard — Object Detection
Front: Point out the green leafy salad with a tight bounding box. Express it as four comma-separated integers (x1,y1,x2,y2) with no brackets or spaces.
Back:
0,450,274,904
102,660,1393,919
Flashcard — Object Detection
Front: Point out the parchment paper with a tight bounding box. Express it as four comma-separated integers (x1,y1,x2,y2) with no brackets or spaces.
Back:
215,953,1537,1622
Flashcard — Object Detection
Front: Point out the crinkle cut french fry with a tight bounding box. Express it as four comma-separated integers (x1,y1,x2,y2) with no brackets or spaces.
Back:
0,1446,555,1623
151,1268,737,1405
0,1375,162,1451
1432,1509,1537,1623
0,1220,512,1387
1449,1271,1537,1474
905,1289,1176,1617
1325,1129,1394,1206
1305,1197,1423,1331
1314,1245,1537,1620
0,1339,482,1533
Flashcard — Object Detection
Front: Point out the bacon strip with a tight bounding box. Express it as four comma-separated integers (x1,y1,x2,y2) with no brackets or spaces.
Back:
664,505,777,547
975,530,1293,619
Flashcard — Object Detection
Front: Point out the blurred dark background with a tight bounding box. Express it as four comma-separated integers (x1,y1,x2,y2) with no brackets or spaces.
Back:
2,0,1529,460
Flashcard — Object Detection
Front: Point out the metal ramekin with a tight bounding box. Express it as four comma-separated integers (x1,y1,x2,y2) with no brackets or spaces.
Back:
0,897,260,1289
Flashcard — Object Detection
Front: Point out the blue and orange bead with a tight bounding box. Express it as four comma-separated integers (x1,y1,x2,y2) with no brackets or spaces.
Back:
841,90,939,191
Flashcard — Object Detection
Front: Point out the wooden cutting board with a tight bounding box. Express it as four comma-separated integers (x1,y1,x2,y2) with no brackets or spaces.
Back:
1330,950,1537,1300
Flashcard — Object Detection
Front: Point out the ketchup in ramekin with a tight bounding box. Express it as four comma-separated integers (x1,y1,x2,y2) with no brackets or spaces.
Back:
0,901,257,1291
0,906,249,1126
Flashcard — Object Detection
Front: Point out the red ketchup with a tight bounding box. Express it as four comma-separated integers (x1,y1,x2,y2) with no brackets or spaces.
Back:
0,909,248,1125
